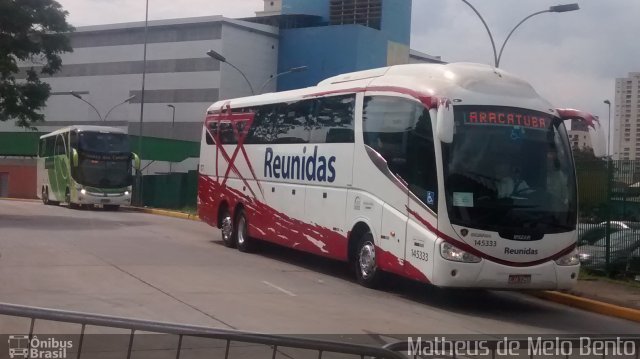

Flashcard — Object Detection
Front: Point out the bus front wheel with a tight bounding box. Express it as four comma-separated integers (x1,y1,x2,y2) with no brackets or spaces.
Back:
234,208,255,253
65,188,78,209
355,232,382,288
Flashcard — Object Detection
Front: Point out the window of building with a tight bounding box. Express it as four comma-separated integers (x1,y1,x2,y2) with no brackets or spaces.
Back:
330,0,382,30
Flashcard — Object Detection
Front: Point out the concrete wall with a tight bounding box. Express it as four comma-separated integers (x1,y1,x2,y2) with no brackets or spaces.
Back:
381,0,412,45
278,25,387,91
0,159,37,199
219,23,279,99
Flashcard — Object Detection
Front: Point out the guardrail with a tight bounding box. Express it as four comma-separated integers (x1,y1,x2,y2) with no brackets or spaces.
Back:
0,302,404,359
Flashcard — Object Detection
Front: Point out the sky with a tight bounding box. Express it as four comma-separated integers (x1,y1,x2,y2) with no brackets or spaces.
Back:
54,0,640,130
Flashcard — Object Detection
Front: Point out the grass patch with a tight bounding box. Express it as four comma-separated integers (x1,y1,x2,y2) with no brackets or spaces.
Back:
579,268,640,289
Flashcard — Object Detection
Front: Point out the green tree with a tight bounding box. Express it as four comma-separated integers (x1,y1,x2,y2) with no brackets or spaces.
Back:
573,147,608,221
0,0,73,128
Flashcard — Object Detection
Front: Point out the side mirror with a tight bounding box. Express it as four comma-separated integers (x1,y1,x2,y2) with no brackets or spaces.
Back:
132,152,141,171
436,100,454,144
556,108,606,158
588,122,607,158
72,148,79,167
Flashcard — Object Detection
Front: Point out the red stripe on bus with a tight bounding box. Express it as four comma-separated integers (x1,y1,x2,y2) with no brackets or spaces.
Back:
406,207,575,267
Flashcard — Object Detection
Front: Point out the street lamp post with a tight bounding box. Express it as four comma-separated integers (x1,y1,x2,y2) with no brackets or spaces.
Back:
70,91,103,121
604,99,612,158
460,1,580,67
603,99,612,275
104,95,136,122
206,50,255,95
136,0,150,207
167,104,176,174
69,92,136,122
258,66,308,94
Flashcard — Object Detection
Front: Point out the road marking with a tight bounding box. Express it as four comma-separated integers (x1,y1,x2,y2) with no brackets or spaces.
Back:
262,280,297,297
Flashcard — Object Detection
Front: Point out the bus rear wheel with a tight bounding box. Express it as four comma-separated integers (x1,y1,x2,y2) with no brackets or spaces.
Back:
355,232,382,288
234,208,255,253
220,207,235,248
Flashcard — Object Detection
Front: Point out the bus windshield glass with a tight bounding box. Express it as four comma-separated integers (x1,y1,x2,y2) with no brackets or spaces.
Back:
442,105,577,234
78,132,130,153
75,132,132,188
76,159,131,188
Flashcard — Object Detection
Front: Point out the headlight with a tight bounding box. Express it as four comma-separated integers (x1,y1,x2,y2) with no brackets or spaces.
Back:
440,242,481,263
555,251,580,266
125,191,130,196
80,189,87,195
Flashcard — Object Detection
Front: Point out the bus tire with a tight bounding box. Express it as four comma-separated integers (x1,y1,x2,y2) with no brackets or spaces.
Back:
234,208,254,253
354,231,382,288
65,188,78,209
219,207,235,248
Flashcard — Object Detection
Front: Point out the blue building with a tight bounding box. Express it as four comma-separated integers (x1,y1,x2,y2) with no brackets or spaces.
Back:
247,0,442,91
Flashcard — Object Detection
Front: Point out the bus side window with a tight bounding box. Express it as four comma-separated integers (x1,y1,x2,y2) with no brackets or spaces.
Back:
70,130,78,150
246,105,277,144
218,122,236,144
39,140,45,157
363,96,437,211
310,95,355,143
272,100,313,144
205,122,217,145
55,134,67,155
407,107,437,211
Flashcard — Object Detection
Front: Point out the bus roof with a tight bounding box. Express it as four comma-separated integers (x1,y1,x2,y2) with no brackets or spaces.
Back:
39,125,127,139
208,62,552,115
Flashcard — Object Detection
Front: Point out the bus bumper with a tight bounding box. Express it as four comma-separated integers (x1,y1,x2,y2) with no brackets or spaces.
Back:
431,243,579,290
77,190,132,206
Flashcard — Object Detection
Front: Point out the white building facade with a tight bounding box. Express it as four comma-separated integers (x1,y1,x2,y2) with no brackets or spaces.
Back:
4,16,279,142
613,72,640,160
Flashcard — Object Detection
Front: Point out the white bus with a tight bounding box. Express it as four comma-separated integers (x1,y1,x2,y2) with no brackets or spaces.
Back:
37,126,140,210
198,62,602,289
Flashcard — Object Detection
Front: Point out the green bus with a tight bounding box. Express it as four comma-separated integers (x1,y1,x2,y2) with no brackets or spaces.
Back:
37,126,140,210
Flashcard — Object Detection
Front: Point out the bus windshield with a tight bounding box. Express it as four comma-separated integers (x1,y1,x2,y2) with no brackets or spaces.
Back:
78,132,130,153
74,132,132,188
442,105,577,234
76,159,131,188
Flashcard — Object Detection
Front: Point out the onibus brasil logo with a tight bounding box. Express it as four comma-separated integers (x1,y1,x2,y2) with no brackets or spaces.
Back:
8,335,73,359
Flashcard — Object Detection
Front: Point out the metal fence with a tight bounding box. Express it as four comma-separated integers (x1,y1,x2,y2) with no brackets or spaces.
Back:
0,303,403,359
2,302,640,359
576,159,640,276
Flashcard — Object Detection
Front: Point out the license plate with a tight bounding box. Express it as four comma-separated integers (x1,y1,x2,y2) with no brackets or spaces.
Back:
100,199,110,203
508,274,531,285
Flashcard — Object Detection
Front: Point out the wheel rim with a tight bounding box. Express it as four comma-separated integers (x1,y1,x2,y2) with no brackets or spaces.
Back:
221,215,233,242
237,216,246,246
359,241,377,279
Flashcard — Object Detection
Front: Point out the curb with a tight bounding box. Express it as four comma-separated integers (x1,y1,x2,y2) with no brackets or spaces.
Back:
531,290,640,323
0,198,39,203
124,206,201,221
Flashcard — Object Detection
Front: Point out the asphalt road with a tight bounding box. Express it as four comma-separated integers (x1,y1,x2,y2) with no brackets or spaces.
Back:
0,199,638,337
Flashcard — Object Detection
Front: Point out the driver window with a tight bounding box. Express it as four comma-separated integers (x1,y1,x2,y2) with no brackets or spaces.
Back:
363,96,437,211
55,134,67,156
